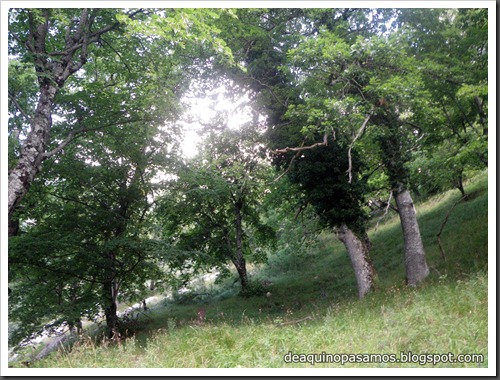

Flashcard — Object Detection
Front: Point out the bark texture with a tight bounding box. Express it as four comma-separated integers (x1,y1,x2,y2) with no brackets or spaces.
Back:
8,83,57,222
231,255,249,290
393,187,430,285
337,223,375,299
231,199,249,290
103,276,120,339
8,9,125,223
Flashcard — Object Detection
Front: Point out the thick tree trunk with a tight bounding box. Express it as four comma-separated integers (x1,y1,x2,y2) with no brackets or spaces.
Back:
376,109,430,286
393,187,430,286
8,82,58,222
337,223,375,299
8,218,20,237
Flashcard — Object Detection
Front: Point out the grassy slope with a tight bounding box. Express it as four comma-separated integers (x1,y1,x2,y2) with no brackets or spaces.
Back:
31,173,489,368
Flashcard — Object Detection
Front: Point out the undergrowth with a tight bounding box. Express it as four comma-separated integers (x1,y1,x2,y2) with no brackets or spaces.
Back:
16,172,489,369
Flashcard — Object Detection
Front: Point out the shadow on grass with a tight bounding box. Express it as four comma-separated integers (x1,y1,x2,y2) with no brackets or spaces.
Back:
30,172,488,363
117,172,489,349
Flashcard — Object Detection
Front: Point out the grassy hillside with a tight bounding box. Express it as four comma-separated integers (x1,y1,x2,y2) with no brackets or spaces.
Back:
20,172,489,369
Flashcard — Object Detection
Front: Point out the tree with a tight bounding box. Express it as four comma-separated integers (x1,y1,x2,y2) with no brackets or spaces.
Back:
158,126,274,293
8,6,239,343
7,7,235,234
8,9,140,225
8,7,209,338
269,126,376,298
215,8,403,295
283,26,435,285
9,111,175,340
398,8,488,197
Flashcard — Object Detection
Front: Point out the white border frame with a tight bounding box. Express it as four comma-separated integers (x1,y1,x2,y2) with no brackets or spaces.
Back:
1,1,496,376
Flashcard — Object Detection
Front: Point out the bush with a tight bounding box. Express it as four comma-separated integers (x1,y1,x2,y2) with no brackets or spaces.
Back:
239,282,268,298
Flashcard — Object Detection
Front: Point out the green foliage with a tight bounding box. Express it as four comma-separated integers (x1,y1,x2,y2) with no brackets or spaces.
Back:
264,203,322,266
7,60,38,169
116,9,236,66
239,282,268,298
8,8,489,364
268,122,369,234
157,125,275,282
397,8,488,192
269,8,487,199
22,172,489,369
295,140,369,233
8,92,178,345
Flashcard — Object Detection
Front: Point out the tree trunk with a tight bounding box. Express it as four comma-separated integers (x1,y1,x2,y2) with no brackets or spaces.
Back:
8,9,123,223
393,186,429,286
232,199,249,290
455,170,466,198
337,223,375,299
231,255,249,290
8,82,58,222
103,247,120,339
8,218,19,237
474,96,487,136
103,279,119,339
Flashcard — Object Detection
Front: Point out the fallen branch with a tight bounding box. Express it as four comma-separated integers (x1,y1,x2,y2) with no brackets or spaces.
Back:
436,195,468,262
276,315,313,328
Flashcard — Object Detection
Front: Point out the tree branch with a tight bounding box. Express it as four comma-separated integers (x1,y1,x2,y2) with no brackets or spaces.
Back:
374,191,395,231
8,92,33,123
347,110,373,183
74,8,90,43
10,257,106,285
294,201,307,221
100,38,132,73
42,117,154,160
41,130,78,159
250,75,288,108
362,162,384,182
45,190,94,209
270,131,329,154
270,144,302,184
50,8,143,79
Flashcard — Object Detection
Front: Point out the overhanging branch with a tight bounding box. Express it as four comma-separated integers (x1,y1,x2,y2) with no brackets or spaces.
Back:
42,117,153,160
347,110,373,183
270,131,330,184
270,131,329,154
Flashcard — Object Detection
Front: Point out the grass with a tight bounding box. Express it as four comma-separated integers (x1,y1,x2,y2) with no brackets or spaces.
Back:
17,171,489,369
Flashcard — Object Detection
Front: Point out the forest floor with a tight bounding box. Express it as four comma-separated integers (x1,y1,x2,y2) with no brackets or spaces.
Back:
12,172,490,370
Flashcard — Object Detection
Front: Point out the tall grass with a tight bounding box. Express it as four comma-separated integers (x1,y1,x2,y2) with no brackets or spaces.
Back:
19,172,489,369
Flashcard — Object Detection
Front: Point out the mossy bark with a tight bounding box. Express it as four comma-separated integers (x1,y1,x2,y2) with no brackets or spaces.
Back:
393,187,429,285
337,223,375,299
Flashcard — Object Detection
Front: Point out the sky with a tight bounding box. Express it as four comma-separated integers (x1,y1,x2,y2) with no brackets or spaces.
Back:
178,84,254,158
